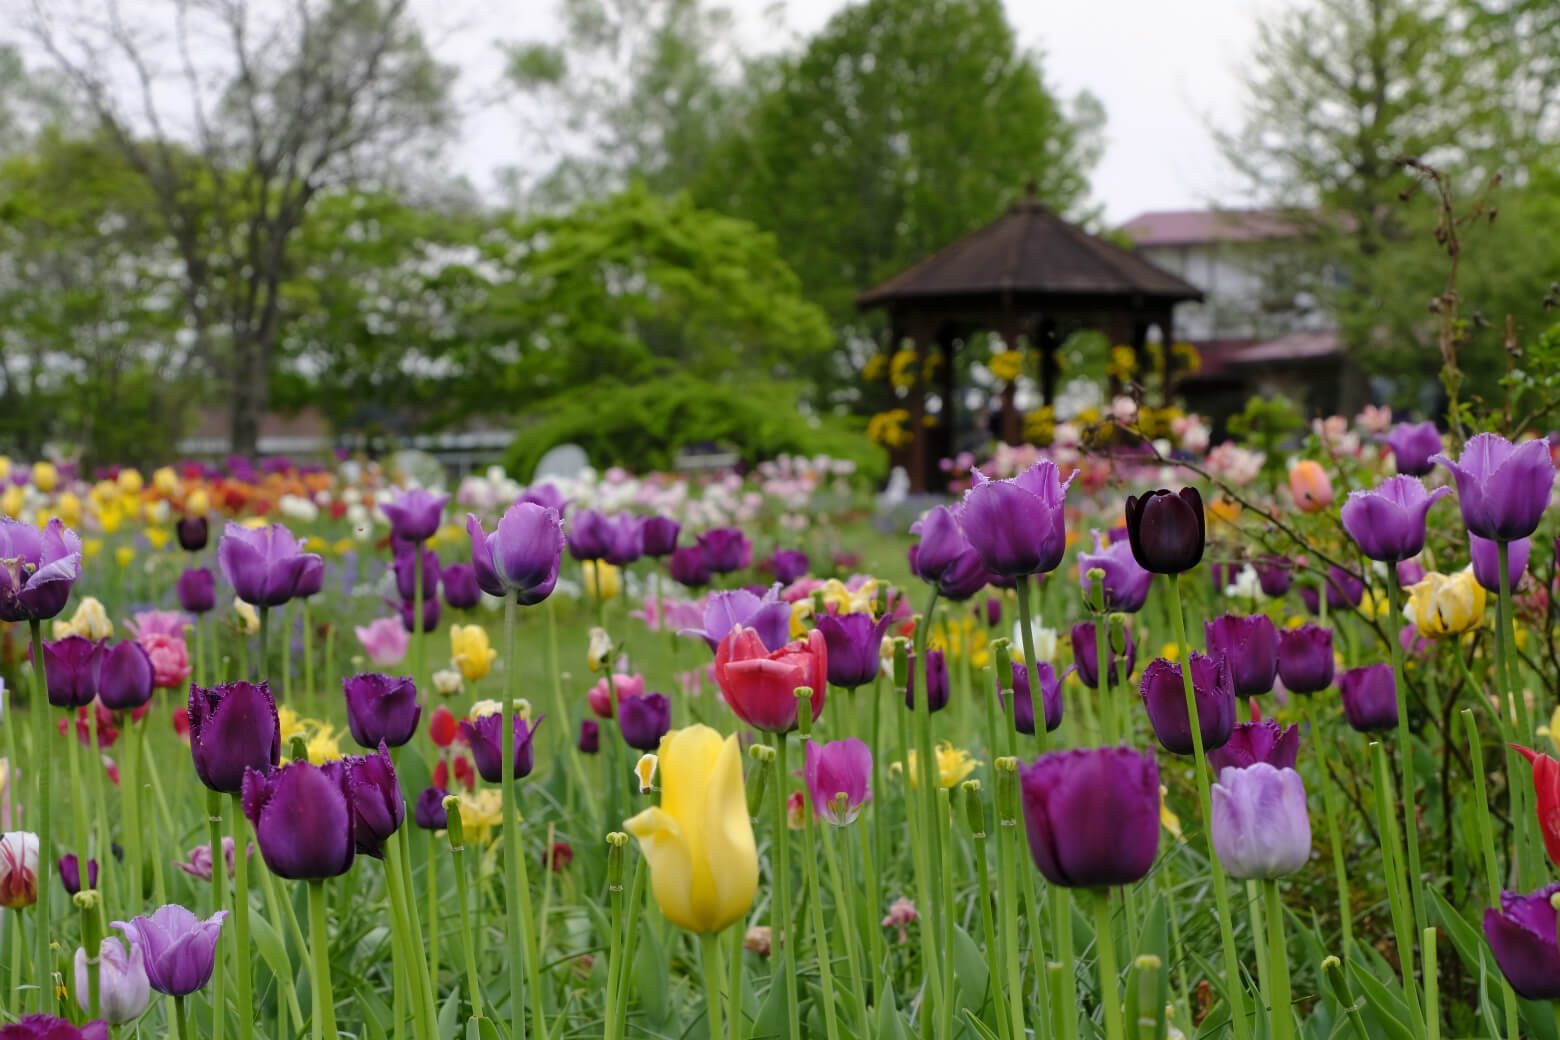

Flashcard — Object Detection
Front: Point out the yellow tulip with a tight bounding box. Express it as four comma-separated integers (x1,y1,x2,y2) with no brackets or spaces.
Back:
114,546,135,569
55,492,82,528
234,599,260,635
97,502,123,534
116,469,144,495
82,539,103,559
144,527,172,551
186,488,211,516
0,456,9,481
1,485,23,519
581,560,621,601
635,753,659,793
31,461,58,493
90,480,117,506
624,726,757,934
450,625,498,681
788,599,813,640
587,627,613,673
894,743,980,789
1159,642,1180,663
1404,568,1485,638
152,467,179,497
60,597,114,641
305,536,329,554
457,789,505,844
1159,784,1185,843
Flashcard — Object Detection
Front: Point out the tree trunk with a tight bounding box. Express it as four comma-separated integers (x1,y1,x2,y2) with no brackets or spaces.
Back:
229,335,270,458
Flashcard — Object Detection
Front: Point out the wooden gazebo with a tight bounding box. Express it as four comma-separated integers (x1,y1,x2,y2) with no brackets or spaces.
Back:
857,188,1203,491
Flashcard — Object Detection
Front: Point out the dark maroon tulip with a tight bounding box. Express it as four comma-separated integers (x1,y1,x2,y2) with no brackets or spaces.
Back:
43,636,104,708
697,529,752,574
0,1015,108,1039
188,681,282,794
960,461,1074,577
466,504,565,606
669,547,712,589
1140,653,1236,755
57,854,97,896
566,509,613,561
177,567,216,614
460,713,544,784
1069,621,1136,689
815,612,892,690
1341,475,1450,563
344,744,405,857
241,761,355,879
382,488,450,544
392,596,441,635
1204,614,1279,697
1433,432,1557,542
1208,720,1300,773
640,516,681,558
1484,882,1560,1000
216,521,321,608
1020,746,1159,888
1379,421,1441,477
1124,487,1205,575
342,673,422,749
998,661,1068,735
618,692,671,751
1277,626,1334,694
905,649,950,713
1325,566,1364,609
578,719,600,754
770,549,810,585
440,562,481,609
0,517,83,622
392,542,441,603
984,597,1002,628
176,515,209,553
1254,556,1293,597
1340,664,1397,732
1078,532,1152,612
1469,533,1529,593
600,515,645,567
414,786,448,830
97,640,154,711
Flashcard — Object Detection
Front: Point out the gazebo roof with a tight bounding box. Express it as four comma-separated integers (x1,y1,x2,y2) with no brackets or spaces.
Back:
857,193,1204,309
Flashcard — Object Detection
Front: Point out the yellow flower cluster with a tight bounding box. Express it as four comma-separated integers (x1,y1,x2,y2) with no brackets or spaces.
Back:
1171,341,1201,374
893,744,980,789
867,410,912,449
1023,406,1056,445
277,706,344,764
1135,405,1184,439
1107,345,1137,381
988,350,1024,384
929,615,991,669
862,354,889,382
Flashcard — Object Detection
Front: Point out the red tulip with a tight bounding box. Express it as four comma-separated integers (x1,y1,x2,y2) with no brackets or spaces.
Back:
429,705,459,749
1514,744,1560,867
713,627,827,734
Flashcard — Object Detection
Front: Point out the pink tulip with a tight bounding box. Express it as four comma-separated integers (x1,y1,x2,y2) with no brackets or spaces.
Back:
354,617,409,667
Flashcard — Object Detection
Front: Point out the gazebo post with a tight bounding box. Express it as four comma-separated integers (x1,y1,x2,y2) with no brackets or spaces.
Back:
1156,305,1176,406
997,309,1024,445
907,314,933,493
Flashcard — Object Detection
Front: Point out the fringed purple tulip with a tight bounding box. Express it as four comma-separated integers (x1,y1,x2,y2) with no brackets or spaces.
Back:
1211,763,1311,880
669,547,712,589
1141,653,1236,755
1069,620,1135,689
382,488,450,543
803,738,872,824
460,712,543,784
960,461,1075,577
97,641,153,712
1340,475,1450,562
1483,882,1560,1000
1124,487,1205,575
216,521,322,607
441,562,481,609
1020,746,1159,887
618,692,671,751
641,516,681,558
0,517,83,622
1340,664,1397,732
466,504,565,605
43,636,104,708
1277,625,1334,694
697,528,752,574
1204,614,1278,697
414,787,448,830
998,661,1067,735
1078,531,1152,612
175,515,209,553
1379,421,1441,476
241,761,356,879
74,936,150,1024
176,567,216,614
0,1015,108,1039
342,673,422,749
188,681,282,794
905,649,950,713
815,612,891,690
1208,720,1299,773
1433,432,1557,541
344,744,405,857
679,586,792,654
57,854,96,896
111,904,228,996
1469,533,1529,593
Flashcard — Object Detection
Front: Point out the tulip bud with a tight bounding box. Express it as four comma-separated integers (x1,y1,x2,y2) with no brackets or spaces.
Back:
794,688,814,736
994,756,1019,826
289,734,310,763
892,638,910,690
1130,954,1163,1035
961,779,986,838
635,754,658,793
993,639,1014,692
1321,955,1354,1009
442,795,465,851
1085,566,1107,612
746,744,775,818
76,888,103,952
606,832,627,893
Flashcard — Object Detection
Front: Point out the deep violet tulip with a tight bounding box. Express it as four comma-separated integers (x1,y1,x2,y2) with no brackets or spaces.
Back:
240,761,355,879
57,854,97,896
176,515,209,553
414,786,448,830
1339,664,1397,732
1019,746,1159,888
459,712,544,784
640,516,681,558
440,562,481,609
998,660,1067,735
42,636,104,708
618,692,672,752
343,744,405,857
1277,626,1334,694
1078,531,1152,612
960,461,1075,577
1483,882,1560,1000
176,567,216,614
815,612,892,690
216,521,321,607
1140,653,1236,755
770,549,810,585
1069,620,1135,689
904,649,950,713
1379,421,1441,477
97,641,154,712
1208,720,1300,773
697,528,752,574
392,542,441,603
1124,487,1205,575
188,681,282,794
381,488,450,544
1204,613,1279,697
669,547,712,589
341,673,422,749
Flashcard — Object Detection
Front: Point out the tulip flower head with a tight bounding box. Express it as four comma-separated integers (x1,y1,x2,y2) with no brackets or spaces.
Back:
42,636,106,709
1124,488,1205,574
217,521,322,607
815,612,893,690
641,516,681,558
382,488,450,543
174,838,239,882
668,547,712,589
1208,720,1299,773
1483,882,1560,1000
769,549,810,584
0,516,83,622
1140,653,1236,755
188,680,282,794
998,660,1068,735
624,726,757,933
618,691,672,751
1203,613,1279,698
176,515,210,553
75,937,150,1024
894,743,979,789
1019,746,1159,887
176,568,216,615
414,786,448,831
1276,625,1335,694
1469,533,1529,594
697,528,752,574
344,744,406,857
57,854,97,896
0,1016,108,1039
466,504,565,605
578,719,601,754
804,738,873,824
1339,664,1397,732
440,563,482,609
1210,763,1311,880
1070,620,1135,689
0,831,39,908
449,625,497,681
909,506,992,600
1512,745,1560,869
1288,460,1334,513
1340,475,1451,563
713,627,827,734
355,617,409,667
392,542,442,603
112,904,228,997
1379,421,1441,476
1403,568,1485,638
680,587,792,654
959,461,1075,577
459,711,544,784
1432,432,1557,542
905,648,950,713
241,761,356,879
1078,531,1152,612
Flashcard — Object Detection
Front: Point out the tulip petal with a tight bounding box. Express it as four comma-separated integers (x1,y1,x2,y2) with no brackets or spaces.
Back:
700,733,759,932
624,806,700,932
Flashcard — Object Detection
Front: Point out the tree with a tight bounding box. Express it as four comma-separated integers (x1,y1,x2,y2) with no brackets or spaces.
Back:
26,0,455,454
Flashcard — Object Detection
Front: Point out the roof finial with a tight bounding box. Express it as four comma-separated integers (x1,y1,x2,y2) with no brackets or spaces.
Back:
1024,176,1038,198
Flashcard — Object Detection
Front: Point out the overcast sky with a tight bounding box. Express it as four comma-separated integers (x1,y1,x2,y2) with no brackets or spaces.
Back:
413,0,1287,224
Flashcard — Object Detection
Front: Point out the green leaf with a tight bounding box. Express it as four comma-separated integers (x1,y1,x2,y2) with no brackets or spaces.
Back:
1344,962,1418,1040
465,1016,502,1040
874,980,909,1040
948,923,989,1015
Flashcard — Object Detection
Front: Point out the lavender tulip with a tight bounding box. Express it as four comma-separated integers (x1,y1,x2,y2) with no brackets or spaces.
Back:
1379,421,1441,476
57,854,97,896
1340,664,1397,732
1141,653,1236,754
382,488,450,543
460,712,544,784
43,636,104,708
392,542,441,603
641,516,681,558
1204,613,1279,697
1124,487,1205,575
112,904,228,996
998,660,1067,735
1483,882,1560,1000
176,567,216,614
1019,746,1159,888
1396,559,1427,588
905,649,950,713
216,521,321,608
960,461,1075,577
241,761,356,879
1277,626,1334,694
1210,763,1311,880
1340,475,1451,562
342,673,422,750
414,787,448,830
1069,620,1135,689
1208,720,1299,773
97,641,153,711
0,517,83,622
0,1015,108,1039
440,562,481,609
466,504,564,606
344,744,405,857
1078,531,1152,612
815,612,891,690
697,528,752,574
669,547,712,589
618,693,671,751
1433,432,1557,541
804,738,872,825
1469,533,1529,593
188,681,282,794
679,587,792,653
75,936,150,1024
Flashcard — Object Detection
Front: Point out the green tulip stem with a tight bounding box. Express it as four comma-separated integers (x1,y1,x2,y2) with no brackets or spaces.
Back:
77,890,100,1021
425,829,440,1005
1055,880,1078,1040
1263,881,1292,1040
867,670,888,996
83,707,113,905
1013,580,1047,753
1384,578,1427,940
1090,890,1124,1040
229,794,254,1040
936,786,956,1040
8,900,25,1006
604,835,626,1040
254,864,305,1032
1461,709,1520,1040
1495,539,1541,889
1166,573,1249,1040
281,603,293,703
123,701,145,912
303,600,314,698
200,789,227,1040
966,783,1011,1040
700,930,725,1040
1245,879,1270,1011
1095,612,1115,745
770,733,801,1040
1369,741,1424,1029
1423,927,1439,1040
611,850,647,1033
385,831,437,1038
307,879,339,1040
545,599,593,838
27,619,51,1011
823,812,871,1038
444,797,484,1021
726,921,744,1040
500,595,533,1040
993,761,1027,1040
909,595,948,1037
175,993,193,1040
1298,696,1353,955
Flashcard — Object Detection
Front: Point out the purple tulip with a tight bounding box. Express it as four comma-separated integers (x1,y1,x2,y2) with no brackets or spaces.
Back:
1340,664,1397,732
566,509,612,561
440,562,481,609
618,693,671,751
984,597,1002,628
905,649,950,713
697,529,752,574
909,507,992,600
466,504,565,606
1208,720,1299,773
176,515,209,553
74,935,151,1024
804,738,872,825
1396,559,1427,588
460,712,544,784
998,661,1068,735
1078,531,1153,612
1277,626,1334,694
216,521,321,608
382,488,450,543
960,461,1075,577
111,904,228,996
770,549,810,585
1340,475,1451,563
1069,620,1136,689
1325,566,1364,609
1483,882,1560,1000
1019,746,1159,887
1433,432,1557,541
57,854,97,895
679,587,791,653
342,673,422,749
241,761,356,879
414,786,448,831
1204,614,1278,697
392,542,441,603
640,516,681,558
1211,763,1311,880
344,744,405,857
1140,653,1236,755
669,547,712,589
1254,556,1293,597
392,595,441,634
1,1015,108,1039
176,567,216,614
1298,586,1320,616
1469,533,1529,593
1379,421,1442,476
578,719,601,754
294,555,325,600
517,483,567,514
601,515,645,567
98,641,154,712
815,612,891,690
0,517,83,622
188,681,282,794
43,636,105,708
1124,487,1205,575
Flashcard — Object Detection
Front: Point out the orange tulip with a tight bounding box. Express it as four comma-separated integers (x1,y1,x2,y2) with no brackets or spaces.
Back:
1288,461,1334,513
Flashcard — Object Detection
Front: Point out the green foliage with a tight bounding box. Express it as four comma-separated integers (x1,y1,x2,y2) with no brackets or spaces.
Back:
503,375,883,483
1227,396,1305,487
